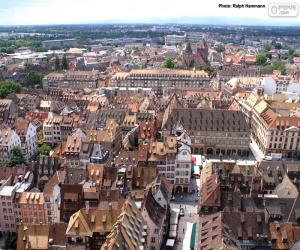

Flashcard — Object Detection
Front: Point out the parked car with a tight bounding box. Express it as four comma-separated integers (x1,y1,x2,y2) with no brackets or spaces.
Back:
263,155,272,161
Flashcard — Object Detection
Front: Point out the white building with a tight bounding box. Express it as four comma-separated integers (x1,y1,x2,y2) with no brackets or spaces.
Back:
0,127,21,163
43,171,65,223
15,118,38,159
175,132,192,193
164,35,186,46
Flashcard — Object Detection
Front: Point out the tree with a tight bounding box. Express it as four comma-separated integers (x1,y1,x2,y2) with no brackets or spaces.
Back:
275,43,282,50
61,54,69,70
0,81,21,99
25,71,44,88
36,143,52,156
272,61,286,74
203,65,214,76
288,48,295,56
4,232,15,250
256,53,267,65
215,43,225,53
264,43,272,51
162,57,175,69
7,146,27,167
55,56,60,71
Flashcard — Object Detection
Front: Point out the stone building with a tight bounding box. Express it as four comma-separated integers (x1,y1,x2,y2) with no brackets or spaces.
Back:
162,95,250,156
181,39,208,69
111,69,209,95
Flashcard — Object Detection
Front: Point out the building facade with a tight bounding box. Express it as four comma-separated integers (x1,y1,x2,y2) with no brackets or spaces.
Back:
43,70,100,91
111,69,210,94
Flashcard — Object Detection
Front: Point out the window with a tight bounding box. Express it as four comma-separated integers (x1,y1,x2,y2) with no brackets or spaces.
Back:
151,237,156,243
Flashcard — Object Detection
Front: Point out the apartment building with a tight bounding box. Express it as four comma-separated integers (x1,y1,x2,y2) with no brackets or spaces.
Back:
175,132,192,193
142,176,172,250
64,135,82,168
0,99,17,125
43,116,63,145
43,70,100,91
86,119,122,158
238,92,300,158
0,185,17,233
15,118,38,159
111,69,210,94
0,127,21,163
43,171,65,223
15,192,46,224
164,34,185,46
148,136,177,185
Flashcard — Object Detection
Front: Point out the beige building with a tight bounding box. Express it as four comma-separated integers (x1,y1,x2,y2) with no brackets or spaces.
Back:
110,69,210,94
43,70,99,91
238,92,300,158
43,116,63,145
15,192,46,224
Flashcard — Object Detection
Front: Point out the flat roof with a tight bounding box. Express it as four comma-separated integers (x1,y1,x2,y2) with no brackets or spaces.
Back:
0,186,15,196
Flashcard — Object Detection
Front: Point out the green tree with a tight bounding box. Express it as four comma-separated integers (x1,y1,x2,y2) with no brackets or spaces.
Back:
264,43,272,51
0,81,21,99
275,43,282,50
7,146,27,167
36,143,52,156
4,232,15,250
25,71,44,88
215,43,225,53
61,54,69,70
55,56,60,71
272,61,286,74
256,53,267,65
162,57,175,69
288,48,295,56
203,65,214,76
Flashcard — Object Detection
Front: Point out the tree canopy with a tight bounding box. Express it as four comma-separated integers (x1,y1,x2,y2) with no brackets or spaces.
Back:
7,146,27,167
275,43,282,50
25,71,44,88
55,56,60,71
202,65,214,76
215,43,225,53
263,43,272,51
61,54,69,70
36,143,52,156
0,81,21,99
256,53,267,65
162,57,176,69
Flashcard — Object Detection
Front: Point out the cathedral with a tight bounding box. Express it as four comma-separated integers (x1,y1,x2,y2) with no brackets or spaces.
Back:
181,39,208,69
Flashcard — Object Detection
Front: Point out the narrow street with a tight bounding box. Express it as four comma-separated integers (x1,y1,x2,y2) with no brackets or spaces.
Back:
170,178,199,250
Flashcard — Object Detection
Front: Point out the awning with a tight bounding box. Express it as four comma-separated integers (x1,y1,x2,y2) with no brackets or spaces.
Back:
192,165,195,173
190,222,198,249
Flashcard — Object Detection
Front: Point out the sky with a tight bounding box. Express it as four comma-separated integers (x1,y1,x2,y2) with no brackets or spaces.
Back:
0,0,299,25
